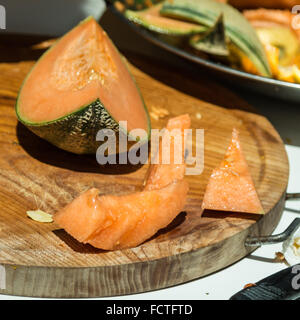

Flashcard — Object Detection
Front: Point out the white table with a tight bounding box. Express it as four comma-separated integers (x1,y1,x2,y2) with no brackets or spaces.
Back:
1,6,300,300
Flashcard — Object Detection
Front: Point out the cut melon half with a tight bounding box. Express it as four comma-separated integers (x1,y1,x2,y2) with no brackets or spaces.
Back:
202,128,264,214
16,17,150,154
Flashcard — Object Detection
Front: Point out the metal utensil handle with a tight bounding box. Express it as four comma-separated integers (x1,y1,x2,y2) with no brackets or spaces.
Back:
286,193,300,200
245,218,300,247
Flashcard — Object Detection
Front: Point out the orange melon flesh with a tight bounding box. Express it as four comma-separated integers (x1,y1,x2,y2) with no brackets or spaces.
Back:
202,128,264,214
90,180,188,250
53,179,188,250
53,115,190,250
17,17,148,133
144,114,191,191
53,188,103,243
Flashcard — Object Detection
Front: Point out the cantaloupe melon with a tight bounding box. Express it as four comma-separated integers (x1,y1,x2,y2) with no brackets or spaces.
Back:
160,0,271,77
54,181,188,250
202,128,264,214
125,3,207,36
144,114,190,190
53,115,190,250
16,17,150,154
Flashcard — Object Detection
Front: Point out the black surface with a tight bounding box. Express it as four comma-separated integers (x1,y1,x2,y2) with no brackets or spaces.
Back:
230,264,300,300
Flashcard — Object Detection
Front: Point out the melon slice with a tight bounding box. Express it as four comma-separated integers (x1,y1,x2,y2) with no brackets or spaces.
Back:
160,0,271,77
125,3,207,36
53,115,190,250
16,17,150,154
202,128,264,214
145,114,191,190
54,180,188,250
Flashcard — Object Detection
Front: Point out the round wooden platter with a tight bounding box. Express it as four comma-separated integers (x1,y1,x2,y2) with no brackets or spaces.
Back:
0,43,289,298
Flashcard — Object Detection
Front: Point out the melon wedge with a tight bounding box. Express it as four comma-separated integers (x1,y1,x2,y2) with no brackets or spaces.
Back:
145,114,191,190
125,4,207,36
16,17,150,154
202,128,264,214
53,115,190,250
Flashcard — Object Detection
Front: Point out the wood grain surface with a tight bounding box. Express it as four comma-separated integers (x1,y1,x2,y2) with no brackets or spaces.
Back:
0,38,289,298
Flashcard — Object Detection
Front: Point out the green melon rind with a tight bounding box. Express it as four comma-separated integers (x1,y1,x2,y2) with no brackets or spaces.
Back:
15,18,151,155
16,98,120,154
115,0,162,11
125,7,207,36
189,14,229,57
16,93,150,155
160,0,271,77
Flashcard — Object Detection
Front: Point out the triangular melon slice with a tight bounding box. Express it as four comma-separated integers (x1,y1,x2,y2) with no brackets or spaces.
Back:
202,128,264,214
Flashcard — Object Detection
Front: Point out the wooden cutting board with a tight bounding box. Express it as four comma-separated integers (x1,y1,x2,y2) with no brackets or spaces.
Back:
0,40,289,298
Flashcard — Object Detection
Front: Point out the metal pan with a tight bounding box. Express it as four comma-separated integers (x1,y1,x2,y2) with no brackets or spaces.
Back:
110,4,300,103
